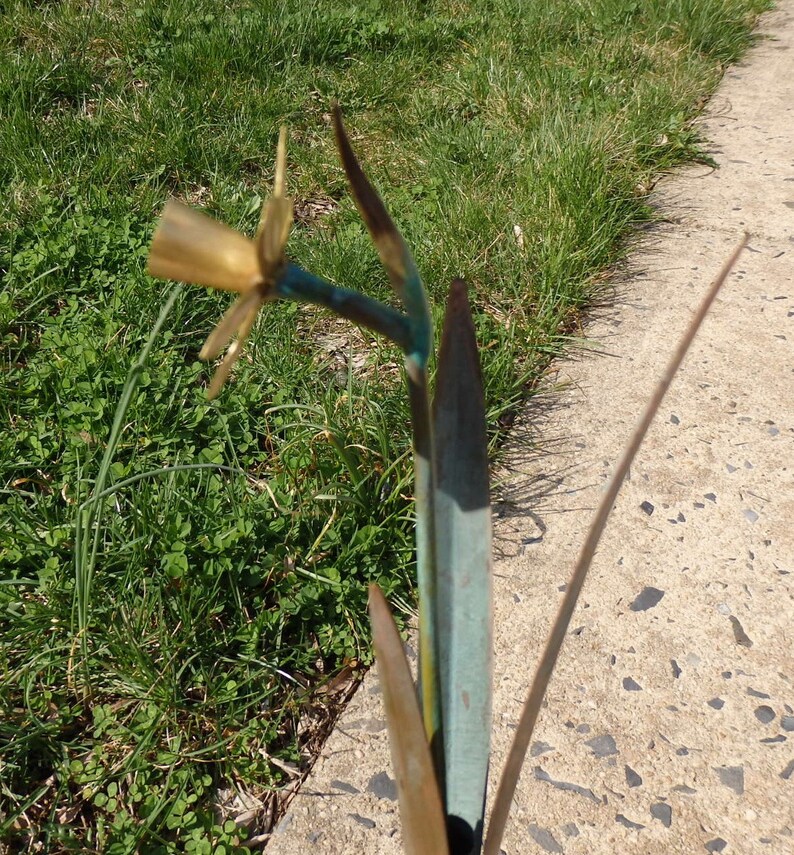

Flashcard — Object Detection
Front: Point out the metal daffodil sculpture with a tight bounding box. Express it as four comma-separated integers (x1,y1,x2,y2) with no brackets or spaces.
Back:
147,108,488,855
146,106,748,855
148,128,293,398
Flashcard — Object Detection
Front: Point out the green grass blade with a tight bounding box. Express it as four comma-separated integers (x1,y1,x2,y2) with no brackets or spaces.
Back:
483,236,749,855
368,585,449,855
72,285,182,647
433,280,492,855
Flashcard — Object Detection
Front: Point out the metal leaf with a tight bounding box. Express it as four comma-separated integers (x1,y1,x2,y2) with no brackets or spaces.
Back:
368,585,449,855
433,279,492,855
331,104,430,369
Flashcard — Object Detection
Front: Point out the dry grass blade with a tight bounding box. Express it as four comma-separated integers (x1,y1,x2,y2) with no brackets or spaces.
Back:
368,585,449,855
483,234,749,855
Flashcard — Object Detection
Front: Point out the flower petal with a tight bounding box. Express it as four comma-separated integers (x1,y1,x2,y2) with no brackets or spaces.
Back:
258,126,288,233
199,288,263,362
148,200,261,293
206,294,262,399
273,125,287,199
207,339,244,401
256,126,293,275
258,195,293,274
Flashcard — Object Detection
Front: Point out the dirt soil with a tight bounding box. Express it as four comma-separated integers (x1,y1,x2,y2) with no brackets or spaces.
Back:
268,3,794,852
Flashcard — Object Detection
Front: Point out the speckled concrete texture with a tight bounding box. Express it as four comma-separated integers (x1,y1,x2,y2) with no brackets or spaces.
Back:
268,4,793,853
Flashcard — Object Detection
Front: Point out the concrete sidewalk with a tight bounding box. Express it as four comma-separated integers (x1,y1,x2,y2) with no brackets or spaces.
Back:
269,3,793,853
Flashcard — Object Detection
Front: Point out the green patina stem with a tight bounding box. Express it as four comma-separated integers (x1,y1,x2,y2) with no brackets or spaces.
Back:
406,365,444,782
276,263,412,352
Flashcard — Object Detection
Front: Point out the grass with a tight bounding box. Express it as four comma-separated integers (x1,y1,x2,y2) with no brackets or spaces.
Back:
0,0,770,850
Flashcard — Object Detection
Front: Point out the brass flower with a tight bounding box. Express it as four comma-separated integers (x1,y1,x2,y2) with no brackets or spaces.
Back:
148,128,292,398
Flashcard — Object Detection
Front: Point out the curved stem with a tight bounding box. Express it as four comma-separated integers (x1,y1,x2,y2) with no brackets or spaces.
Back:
276,263,413,353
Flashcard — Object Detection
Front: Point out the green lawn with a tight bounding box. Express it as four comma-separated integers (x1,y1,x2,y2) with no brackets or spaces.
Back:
1,0,769,850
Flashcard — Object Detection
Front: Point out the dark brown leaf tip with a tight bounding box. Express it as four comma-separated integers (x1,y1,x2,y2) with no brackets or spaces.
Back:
331,104,396,241
439,279,479,368
448,278,470,312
